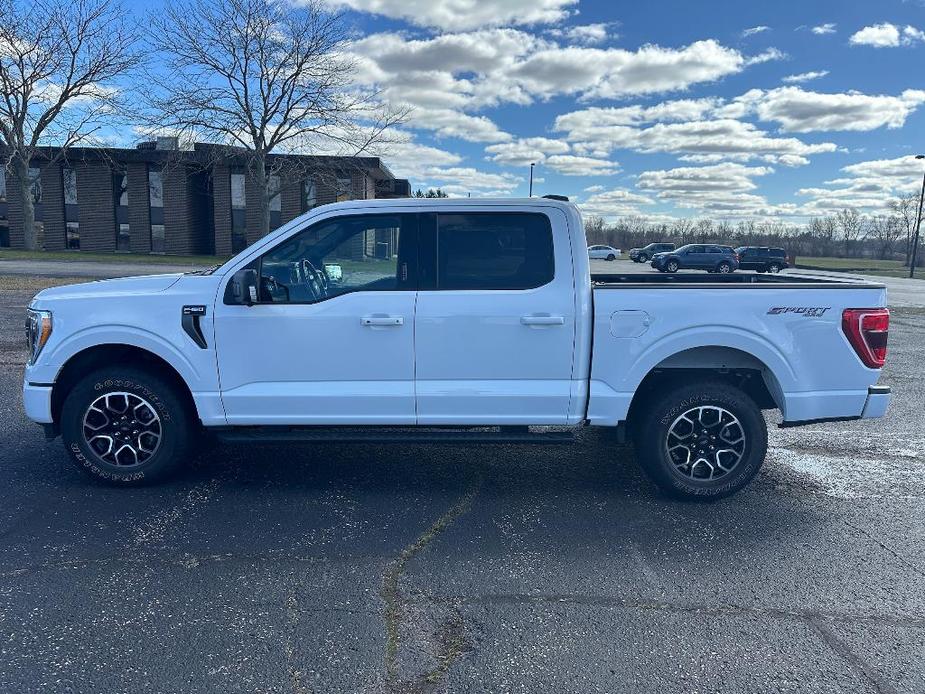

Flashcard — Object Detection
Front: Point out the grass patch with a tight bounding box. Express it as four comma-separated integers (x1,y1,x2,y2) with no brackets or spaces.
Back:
794,256,920,279
0,275,93,292
0,249,227,266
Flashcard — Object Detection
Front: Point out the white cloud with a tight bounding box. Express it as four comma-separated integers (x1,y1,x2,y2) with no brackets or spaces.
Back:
846,23,925,48
734,86,925,132
418,167,523,196
579,188,656,218
554,106,836,165
849,23,900,47
745,47,786,65
369,130,464,179
903,25,925,43
636,162,784,215
406,108,511,143
742,26,770,37
811,23,837,35
484,137,570,166
351,32,782,116
544,154,620,176
795,155,924,214
323,0,577,31
549,23,613,45
781,70,829,83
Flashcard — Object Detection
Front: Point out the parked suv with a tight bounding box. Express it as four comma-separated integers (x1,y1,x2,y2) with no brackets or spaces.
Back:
735,247,789,273
629,242,675,263
651,244,739,273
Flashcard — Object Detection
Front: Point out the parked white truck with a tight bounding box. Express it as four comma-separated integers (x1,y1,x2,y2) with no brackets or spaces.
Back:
23,197,891,499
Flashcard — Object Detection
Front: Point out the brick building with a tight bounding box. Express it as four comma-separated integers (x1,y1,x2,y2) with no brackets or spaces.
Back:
0,140,410,256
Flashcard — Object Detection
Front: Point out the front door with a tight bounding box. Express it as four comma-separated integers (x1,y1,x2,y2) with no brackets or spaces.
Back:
414,209,577,425
213,213,418,425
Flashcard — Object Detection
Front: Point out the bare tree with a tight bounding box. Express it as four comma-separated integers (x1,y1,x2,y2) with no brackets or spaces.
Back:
0,0,140,249
868,214,903,259
834,208,865,257
888,193,920,264
147,0,406,237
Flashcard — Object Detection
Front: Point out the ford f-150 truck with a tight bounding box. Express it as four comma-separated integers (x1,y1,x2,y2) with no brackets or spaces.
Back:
23,198,891,499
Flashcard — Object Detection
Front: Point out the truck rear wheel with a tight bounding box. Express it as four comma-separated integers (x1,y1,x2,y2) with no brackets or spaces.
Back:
60,366,196,485
633,381,767,500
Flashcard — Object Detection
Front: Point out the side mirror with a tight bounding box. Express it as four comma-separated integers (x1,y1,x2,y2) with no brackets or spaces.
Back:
230,268,259,305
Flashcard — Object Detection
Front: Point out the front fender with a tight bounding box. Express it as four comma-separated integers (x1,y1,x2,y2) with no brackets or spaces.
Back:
26,325,203,390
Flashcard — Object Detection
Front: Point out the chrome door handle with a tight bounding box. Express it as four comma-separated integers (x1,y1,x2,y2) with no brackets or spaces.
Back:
521,315,565,326
362,315,403,327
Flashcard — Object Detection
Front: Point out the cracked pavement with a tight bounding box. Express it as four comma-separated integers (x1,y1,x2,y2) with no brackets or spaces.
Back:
1,275,924,693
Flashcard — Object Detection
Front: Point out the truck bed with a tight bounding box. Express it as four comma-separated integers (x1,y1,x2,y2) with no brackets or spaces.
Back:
591,271,883,289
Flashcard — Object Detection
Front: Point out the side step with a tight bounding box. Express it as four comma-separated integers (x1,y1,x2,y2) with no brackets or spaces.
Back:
213,425,577,445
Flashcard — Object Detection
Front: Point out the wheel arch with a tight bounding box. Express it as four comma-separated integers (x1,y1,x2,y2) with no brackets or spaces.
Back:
51,344,199,427
620,342,791,431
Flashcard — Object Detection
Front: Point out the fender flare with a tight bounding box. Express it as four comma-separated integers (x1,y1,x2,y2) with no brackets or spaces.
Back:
621,325,796,400
46,325,203,390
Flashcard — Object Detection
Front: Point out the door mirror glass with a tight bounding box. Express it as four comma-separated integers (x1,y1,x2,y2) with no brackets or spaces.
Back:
229,268,259,305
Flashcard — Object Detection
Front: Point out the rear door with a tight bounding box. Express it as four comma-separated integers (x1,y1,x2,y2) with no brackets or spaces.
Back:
683,245,706,268
414,208,577,425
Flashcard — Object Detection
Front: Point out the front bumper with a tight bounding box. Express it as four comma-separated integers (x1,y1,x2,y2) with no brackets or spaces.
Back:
23,382,53,424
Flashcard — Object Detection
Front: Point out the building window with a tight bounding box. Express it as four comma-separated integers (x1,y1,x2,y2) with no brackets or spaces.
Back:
230,171,247,253
151,224,165,253
28,167,42,204
0,167,7,248
303,180,316,211
118,224,130,252
113,171,129,251
63,167,77,205
269,174,281,231
148,168,163,208
336,177,352,203
62,167,79,249
148,166,164,253
66,222,80,250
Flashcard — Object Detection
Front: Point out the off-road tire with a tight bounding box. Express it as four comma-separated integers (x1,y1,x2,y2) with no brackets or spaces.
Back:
60,366,196,485
633,381,767,501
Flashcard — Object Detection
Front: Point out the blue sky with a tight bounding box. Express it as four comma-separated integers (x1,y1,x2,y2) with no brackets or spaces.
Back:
142,0,925,222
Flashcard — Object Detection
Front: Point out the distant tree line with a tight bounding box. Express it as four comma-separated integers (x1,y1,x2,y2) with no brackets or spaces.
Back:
584,192,923,266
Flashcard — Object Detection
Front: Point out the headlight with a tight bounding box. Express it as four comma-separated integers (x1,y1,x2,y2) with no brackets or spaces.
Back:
25,309,53,364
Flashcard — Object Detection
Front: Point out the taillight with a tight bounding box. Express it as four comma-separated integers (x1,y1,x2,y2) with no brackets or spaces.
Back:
842,308,889,368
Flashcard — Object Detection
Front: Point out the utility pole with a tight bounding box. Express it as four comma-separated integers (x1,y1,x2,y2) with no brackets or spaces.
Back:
529,163,535,197
910,154,925,279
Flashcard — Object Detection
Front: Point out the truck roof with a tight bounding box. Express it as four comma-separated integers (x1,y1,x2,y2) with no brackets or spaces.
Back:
313,197,579,212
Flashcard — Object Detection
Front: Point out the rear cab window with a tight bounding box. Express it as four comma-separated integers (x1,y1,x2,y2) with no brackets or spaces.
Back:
432,212,555,290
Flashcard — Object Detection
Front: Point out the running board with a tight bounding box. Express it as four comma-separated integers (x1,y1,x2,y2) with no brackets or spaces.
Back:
213,425,577,445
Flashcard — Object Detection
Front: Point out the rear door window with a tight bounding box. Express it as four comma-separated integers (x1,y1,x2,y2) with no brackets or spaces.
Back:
435,213,554,290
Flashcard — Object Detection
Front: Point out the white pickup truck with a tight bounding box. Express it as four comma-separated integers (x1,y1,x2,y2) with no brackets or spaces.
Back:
23,197,891,499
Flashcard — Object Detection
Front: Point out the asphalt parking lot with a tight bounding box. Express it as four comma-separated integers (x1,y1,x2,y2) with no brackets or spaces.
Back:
1,267,924,693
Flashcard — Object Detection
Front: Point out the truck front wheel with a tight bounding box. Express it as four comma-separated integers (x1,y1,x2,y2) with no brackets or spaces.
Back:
60,366,196,485
633,381,767,500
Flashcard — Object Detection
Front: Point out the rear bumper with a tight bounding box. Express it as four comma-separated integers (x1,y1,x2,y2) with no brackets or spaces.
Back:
861,385,890,419
779,386,890,428
23,383,53,424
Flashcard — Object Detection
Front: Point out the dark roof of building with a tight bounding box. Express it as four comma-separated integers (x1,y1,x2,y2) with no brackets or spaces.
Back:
16,142,400,181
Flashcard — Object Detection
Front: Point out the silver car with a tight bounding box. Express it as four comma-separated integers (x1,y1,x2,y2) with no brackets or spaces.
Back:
588,245,621,261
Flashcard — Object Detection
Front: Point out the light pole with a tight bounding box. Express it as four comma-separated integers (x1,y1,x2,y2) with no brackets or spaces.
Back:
910,154,925,279
529,162,535,197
